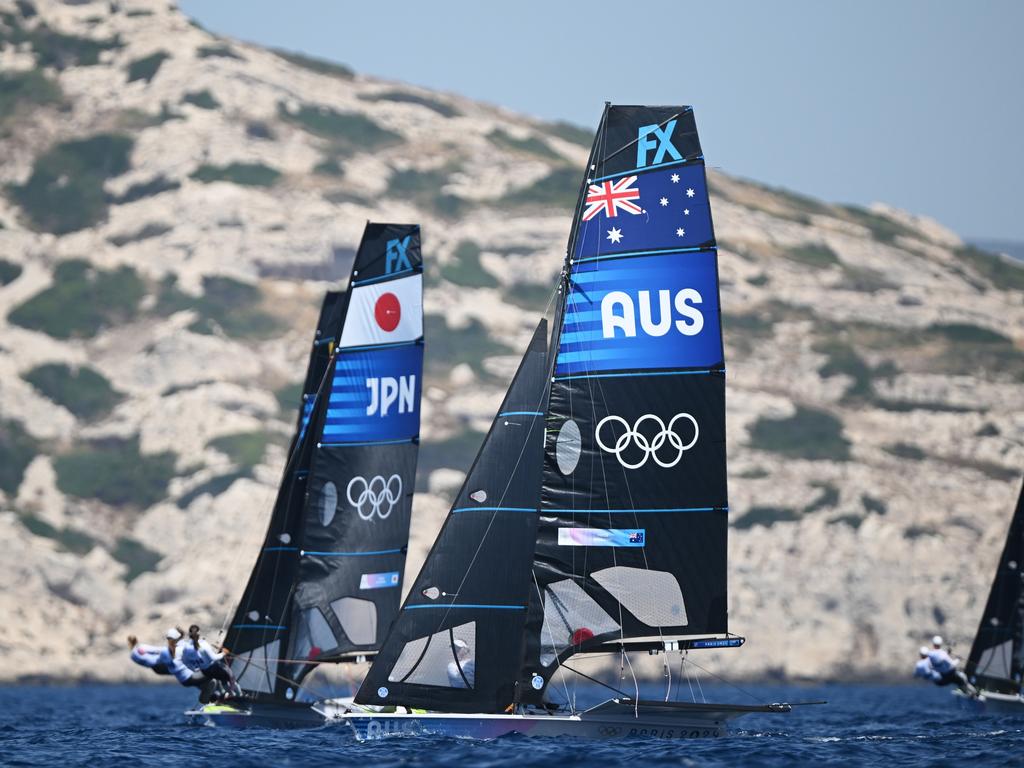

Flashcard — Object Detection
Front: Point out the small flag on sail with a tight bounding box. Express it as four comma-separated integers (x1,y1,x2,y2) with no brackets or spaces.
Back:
340,273,423,348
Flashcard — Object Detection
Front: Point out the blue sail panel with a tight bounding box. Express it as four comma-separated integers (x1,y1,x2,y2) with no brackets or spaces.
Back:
321,345,423,444
555,250,722,376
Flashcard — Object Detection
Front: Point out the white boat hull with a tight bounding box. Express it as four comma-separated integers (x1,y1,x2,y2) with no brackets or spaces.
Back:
318,699,789,741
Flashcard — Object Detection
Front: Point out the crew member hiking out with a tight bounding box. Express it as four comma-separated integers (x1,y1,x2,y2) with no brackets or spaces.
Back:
925,635,978,697
127,635,170,676
181,624,241,698
161,627,218,703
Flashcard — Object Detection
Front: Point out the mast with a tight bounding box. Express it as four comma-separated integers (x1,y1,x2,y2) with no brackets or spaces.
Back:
226,223,424,700
355,321,549,713
966,480,1024,694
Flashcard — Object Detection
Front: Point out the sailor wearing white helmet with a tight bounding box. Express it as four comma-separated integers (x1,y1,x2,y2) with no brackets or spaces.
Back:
922,636,977,696
913,646,940,683
446,638,476,689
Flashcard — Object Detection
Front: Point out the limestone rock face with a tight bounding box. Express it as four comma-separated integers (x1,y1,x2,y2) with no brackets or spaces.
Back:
1,0,1023,683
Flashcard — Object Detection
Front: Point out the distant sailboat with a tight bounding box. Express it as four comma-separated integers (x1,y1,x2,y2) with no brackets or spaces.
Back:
958,479,1024,712
319,105,793,740
189,223,425,727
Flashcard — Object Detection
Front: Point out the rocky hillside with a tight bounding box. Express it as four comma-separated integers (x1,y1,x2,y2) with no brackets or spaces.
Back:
1,0,1023,684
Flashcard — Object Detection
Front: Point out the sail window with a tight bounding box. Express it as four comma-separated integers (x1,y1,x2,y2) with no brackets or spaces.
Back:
320,481,338,526
593,566,688,627
231,639,279,694
977,639,1013,680
555,419,582,475
388,621,476,689
290,607,337,661
539,579,619,666
331,597,378,646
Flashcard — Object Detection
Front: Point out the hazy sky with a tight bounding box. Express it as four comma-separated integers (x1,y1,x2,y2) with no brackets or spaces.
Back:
179,1,1024,241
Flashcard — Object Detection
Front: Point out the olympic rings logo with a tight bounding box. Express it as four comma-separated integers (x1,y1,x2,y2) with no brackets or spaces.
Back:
594,413,699,469
347,474,403,520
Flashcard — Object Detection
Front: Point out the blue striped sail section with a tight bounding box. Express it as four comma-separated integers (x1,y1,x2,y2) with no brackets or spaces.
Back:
320,345,423,444
555,250,722,376
297,395,315,441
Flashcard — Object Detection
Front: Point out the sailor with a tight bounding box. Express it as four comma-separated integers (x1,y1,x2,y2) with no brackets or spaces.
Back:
181,624,241,697
447,638,475,689
926,635,977,696
127,634,170,676
913,646,940,683
161,627,218,702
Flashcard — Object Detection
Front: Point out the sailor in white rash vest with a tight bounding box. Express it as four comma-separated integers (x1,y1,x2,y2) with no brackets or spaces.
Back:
160,627,217,702
926,635,978,696
182,624,241,697
913,647,940,683
127,635,171,676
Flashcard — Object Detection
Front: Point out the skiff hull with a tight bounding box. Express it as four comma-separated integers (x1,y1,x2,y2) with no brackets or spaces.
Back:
185,701,325,729
318,699,789,741
954,689,1024,715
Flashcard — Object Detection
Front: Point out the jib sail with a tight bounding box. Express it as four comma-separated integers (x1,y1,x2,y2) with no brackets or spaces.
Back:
226,223,424,700
966,479,1024,694
355,321,549,713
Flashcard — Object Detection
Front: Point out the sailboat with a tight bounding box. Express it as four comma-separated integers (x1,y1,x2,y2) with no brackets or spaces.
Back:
957,479,1024,713
318,105,793,740
189,222,425,727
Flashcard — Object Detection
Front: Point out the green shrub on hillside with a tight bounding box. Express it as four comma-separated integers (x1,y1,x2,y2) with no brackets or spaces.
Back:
423,315,513,378
957,245,1024,291
23,363,123,420
501,167,580,209
18,512,97,553
272,48,354,79
9,260,144,338
0,258,22,285
0,69,61,124
127,51,170,83
840,205,916,244
0,11,121,69
748,405,851,461
278,102,402,153
505,281,554,312
160,275,281,338
208,431,273,467
114,175,180,204
197,43,243,60
416,427,487,491
274,381,304,413
785,243,839,268
547,121,594,147
732,505,801,530
190,162,281,187
387,166,471,219
441,241,499,288
358,90,460,118
182,89,219,110
9,133,134,233
54,436,176,508
0,419,37,495
111,537,163,582
489,129,561,161
176,469,251,509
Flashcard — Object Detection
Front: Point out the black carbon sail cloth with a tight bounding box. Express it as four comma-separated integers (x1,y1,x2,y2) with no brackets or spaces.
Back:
355,321,549,713
226,223,423,700
966,480,1024,694
520,105,728,701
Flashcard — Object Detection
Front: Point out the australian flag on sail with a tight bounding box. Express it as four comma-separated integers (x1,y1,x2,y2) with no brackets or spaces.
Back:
322,345,422,444
573,162,713,261
556,250,722,376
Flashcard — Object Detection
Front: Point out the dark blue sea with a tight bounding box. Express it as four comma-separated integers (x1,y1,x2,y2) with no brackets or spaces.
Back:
0,683,1019,766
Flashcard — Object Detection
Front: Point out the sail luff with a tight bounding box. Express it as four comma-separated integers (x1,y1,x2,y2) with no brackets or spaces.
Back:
966,480,1024,694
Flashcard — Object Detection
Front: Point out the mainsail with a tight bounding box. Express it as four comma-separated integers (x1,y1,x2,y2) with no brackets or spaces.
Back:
356,104,729,713
966,480,1024,694
226,223,424,700
294,290,346,446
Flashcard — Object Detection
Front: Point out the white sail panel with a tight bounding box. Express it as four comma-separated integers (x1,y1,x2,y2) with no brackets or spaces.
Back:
339,273,423,348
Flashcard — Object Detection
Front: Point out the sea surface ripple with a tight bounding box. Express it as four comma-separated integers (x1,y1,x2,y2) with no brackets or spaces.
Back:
0,683,1019,766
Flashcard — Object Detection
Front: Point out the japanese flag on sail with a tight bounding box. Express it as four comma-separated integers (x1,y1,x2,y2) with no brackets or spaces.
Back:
339,273,422,348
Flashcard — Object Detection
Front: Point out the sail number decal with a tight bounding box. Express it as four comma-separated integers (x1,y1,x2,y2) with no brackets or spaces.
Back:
556,251,721,375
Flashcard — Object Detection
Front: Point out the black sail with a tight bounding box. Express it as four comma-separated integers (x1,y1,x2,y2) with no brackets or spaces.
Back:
293,290,347,447
355,321,549,713
226,223,424,700
966,480,1024,694
519,105,728,701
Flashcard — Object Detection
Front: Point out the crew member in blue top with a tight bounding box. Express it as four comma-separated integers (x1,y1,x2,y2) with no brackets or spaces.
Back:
127,634,170,676
160,627,218,702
